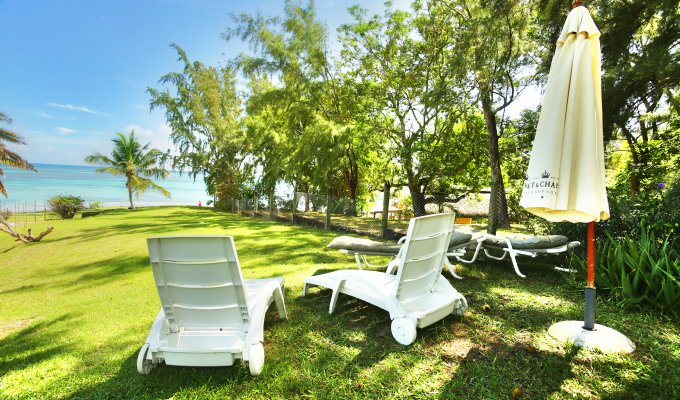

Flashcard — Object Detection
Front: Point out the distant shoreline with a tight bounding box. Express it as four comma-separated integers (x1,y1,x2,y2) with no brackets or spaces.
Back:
1,164,209,211
4,202,213,214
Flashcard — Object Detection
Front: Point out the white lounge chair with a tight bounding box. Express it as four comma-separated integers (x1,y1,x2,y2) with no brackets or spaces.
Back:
137,235,287,376
326,228,489,279
303,213,468,345
482,234,580,278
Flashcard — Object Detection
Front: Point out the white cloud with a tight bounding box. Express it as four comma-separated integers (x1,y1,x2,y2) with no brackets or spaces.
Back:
56,126,76,134
46,102,110,117
37,111,57,119
122,123,173,153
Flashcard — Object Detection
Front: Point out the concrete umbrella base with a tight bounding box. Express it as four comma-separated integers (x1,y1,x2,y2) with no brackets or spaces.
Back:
548,321,635,354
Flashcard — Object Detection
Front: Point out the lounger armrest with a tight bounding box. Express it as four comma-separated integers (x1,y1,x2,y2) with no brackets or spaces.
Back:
246,280,286,346
146,309,168,352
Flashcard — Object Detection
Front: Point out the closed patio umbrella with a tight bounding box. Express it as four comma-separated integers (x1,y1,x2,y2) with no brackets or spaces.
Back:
520,0,634,353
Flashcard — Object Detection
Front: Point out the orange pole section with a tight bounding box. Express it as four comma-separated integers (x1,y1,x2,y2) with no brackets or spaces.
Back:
587,221,595,288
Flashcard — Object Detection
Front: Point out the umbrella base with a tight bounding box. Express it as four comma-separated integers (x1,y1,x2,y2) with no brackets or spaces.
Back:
548,320,635,354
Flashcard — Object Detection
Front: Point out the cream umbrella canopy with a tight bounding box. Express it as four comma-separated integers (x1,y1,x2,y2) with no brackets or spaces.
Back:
519,5,608,223
520,1,634,353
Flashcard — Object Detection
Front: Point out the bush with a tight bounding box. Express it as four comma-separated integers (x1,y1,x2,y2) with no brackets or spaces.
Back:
0,208,11,220
569,226,680,315
49,195,85,219
88,200,104,209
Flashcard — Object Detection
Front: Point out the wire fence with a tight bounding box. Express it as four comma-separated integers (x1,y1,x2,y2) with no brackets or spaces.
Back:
0,200,53,235
1,186,489,240
221,184,489,240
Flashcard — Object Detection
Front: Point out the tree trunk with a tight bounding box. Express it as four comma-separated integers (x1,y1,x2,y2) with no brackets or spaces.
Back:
126,177,135,210
304,183,310,212
0,217,54,243
621,125,640,196
381,181,390,239
325,186,331,230
269,189,274,220
343,146,360,217
481,91,510,234
410,186,427,217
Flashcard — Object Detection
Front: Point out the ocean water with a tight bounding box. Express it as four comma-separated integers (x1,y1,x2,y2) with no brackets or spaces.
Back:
1,164,209,211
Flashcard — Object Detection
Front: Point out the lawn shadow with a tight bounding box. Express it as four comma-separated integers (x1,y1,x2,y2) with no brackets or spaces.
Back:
65,302,289,399
28,254,151,293
0,283,47,296
438,342,580,398
0,314,77,377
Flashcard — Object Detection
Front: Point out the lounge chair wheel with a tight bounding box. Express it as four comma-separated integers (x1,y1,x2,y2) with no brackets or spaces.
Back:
391,318,417,345
137,343,153,375
248,342,265,376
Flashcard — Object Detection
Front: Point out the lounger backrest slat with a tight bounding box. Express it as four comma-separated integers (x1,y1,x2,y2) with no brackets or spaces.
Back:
396,213,454,303
147,236,250,332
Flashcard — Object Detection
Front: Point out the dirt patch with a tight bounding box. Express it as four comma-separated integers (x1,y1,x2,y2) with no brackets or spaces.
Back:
0,318,36,335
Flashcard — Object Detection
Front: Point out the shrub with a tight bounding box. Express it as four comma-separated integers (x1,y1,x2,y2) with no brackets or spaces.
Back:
0,208,11,220
88,200,104,209
569,226,680,315
49,195,85,219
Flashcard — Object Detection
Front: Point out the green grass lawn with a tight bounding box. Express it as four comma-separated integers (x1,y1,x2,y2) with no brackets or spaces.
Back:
1,207,678,399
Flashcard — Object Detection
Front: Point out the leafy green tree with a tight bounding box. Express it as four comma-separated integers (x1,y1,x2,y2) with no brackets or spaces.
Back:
85,131,170,209
440,0,535,233
338,2,487,216
0,112,36,196
149,44,245,206
230,1,381,215
242,74,289,208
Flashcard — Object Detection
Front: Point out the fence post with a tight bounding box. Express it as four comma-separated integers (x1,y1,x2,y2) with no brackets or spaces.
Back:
381,181,390,239
325,187,331,230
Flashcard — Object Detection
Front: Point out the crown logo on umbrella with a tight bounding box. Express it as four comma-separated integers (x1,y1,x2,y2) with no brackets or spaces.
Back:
541,170,550,179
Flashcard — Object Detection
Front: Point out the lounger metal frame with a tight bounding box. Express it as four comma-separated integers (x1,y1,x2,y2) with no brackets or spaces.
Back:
340,234,490,280
482,236,580,278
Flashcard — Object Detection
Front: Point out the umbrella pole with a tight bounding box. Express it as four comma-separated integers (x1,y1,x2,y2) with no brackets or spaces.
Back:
583,221,596,330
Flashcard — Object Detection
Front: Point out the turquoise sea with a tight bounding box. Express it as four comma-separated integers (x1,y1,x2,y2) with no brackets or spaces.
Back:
1,164,209,212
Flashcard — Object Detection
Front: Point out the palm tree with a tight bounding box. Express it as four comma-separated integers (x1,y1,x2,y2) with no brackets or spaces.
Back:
1,112,36,197
85,131,171,209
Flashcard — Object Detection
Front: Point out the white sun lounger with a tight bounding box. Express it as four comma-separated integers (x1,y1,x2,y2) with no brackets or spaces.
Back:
137,236,287,376
327,229,489,279
303,213,468,345
482,234,580,278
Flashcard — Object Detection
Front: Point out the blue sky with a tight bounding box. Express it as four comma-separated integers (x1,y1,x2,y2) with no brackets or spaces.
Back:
0,0,403,165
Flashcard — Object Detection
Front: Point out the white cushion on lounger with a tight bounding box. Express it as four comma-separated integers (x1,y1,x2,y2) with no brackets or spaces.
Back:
327,236,402,254
483,234,568,249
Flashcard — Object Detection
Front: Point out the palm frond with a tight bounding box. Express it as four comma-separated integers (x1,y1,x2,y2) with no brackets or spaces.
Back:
139,166,171,179
0,146,36,171
85,152,117,167
0,127,27,145
130,176,171,198
87,130,171,199
94,167,125,175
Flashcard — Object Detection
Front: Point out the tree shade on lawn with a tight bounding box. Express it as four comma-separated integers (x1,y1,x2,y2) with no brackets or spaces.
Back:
520,2,633,353
85,131,171,210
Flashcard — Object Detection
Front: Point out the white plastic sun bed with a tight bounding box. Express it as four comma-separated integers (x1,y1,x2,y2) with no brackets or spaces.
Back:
326,228,489,279
482,234,580,278
137,236,287,376
303,213,468,345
